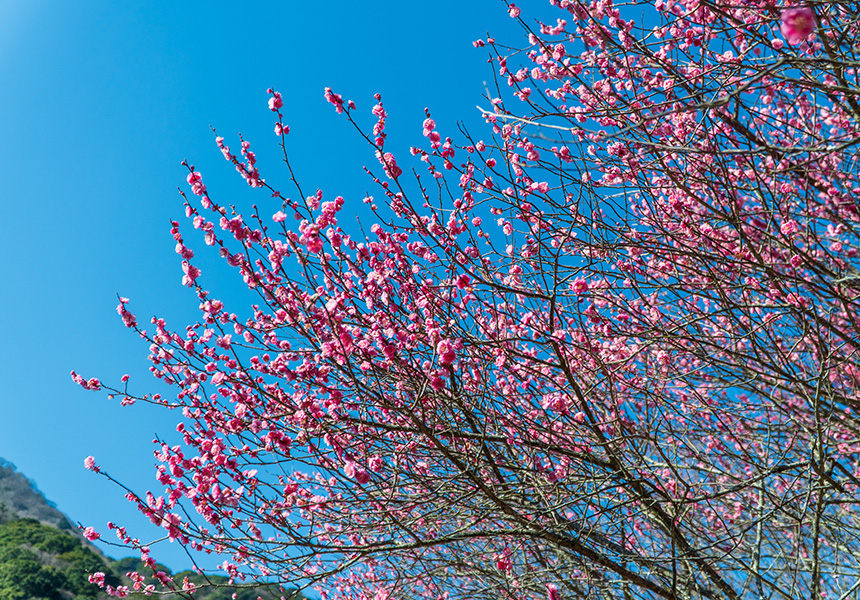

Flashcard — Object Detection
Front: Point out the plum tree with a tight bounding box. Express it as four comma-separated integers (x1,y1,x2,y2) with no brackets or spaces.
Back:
76,1,860,599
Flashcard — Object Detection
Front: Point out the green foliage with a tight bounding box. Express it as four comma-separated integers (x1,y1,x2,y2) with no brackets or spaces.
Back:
60,546,118,598
0,519,113,599
0,518,78,554
1,464,297,599
0,547,64,599
0,488,305,600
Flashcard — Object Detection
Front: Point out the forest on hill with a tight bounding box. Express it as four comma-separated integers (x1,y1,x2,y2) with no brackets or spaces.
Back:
0,461,301,599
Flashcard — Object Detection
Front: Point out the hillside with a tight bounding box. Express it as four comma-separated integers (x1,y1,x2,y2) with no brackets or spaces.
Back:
0,518,120,599
0,460,78,533
0,460,303,599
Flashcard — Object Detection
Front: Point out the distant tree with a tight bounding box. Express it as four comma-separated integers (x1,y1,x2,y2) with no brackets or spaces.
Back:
0,520,113,599
77,0,860,599
0,553,62,600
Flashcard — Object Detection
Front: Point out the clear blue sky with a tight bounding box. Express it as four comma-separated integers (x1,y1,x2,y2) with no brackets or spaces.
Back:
0,0,524,570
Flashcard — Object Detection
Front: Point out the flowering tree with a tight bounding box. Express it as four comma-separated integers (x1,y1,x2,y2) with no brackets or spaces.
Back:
74,0,860,599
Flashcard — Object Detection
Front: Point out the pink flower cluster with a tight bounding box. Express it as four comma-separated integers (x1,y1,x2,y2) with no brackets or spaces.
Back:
267,89,283,112
423,117,441,148
116,297,136,328
375,150,402,179
70,371,101,390
324,87,345,114
780,7,816,45
186,170,206,197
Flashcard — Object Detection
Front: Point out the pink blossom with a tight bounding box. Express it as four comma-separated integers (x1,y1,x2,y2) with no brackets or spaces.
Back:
354,468,370,484
116,299,137,328
300,226,323,253
84,456,99,472
71,371,102,390
181,261,201,286
455,274,471,289
374,588,391,600
436,339,457,365
324,87,345,113
508,3,521,17
175,242,194,259
186,171,206,196
780,7,816,45
780,220,799,235
83,526,101,541
89,572,106,587
376,151,402,179
268,91,283,111
372,102,387,118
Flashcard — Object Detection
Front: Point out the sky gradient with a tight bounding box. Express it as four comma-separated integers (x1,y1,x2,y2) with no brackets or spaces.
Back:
0,0,523,569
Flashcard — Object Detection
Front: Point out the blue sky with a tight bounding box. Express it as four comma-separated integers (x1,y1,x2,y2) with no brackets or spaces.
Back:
0,0,523,570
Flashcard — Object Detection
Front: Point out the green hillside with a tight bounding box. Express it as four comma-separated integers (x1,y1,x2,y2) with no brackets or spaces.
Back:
0,518,118,600
0,461,304,600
